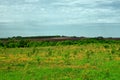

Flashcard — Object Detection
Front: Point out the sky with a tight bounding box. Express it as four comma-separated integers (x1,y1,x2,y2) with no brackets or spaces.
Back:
0,0,120,38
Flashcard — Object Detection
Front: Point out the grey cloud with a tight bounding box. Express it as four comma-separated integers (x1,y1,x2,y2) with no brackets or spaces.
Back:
0,0,120,24
95,1,120,9
51,0,120,10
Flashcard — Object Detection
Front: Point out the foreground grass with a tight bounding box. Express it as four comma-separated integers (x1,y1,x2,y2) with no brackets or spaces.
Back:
0,43,120,80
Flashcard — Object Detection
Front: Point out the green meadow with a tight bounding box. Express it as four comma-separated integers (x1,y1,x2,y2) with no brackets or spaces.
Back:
0,39,120,80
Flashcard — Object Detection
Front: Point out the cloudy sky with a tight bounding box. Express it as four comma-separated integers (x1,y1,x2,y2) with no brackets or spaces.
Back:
0,0,120,37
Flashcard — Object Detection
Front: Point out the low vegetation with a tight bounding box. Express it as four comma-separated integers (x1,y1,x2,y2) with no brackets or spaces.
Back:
0,37,120,80
0,36,120,48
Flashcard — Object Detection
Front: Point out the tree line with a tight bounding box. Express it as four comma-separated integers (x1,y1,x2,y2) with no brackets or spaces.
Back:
0,38,120,48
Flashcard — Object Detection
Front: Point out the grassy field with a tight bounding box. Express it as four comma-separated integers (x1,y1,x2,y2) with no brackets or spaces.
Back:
0,43,120,80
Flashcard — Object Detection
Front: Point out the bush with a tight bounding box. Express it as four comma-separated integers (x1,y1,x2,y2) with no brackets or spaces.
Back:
0,40,4,47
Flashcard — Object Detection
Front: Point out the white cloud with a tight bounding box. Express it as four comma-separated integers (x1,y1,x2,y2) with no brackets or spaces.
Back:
96,17,120,23
25,0,39,3
0,0,120,24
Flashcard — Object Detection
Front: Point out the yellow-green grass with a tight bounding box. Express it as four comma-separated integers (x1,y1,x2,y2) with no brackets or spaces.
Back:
0,43,120,80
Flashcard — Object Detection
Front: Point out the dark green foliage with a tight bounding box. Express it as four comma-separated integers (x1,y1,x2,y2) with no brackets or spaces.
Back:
104,45,110,49
0,40,4,47
0,38,120,48
1,39,30,48
18,39,30,47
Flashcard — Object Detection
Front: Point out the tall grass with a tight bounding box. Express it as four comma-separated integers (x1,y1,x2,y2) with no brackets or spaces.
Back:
0,43,120,80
